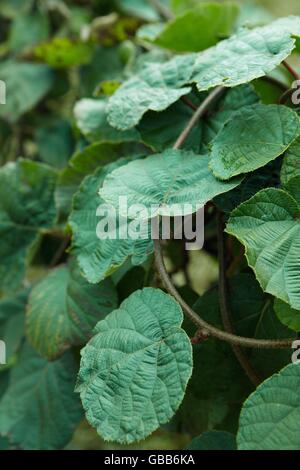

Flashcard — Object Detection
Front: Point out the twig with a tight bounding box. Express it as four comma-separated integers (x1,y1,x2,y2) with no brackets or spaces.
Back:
282,60,300,81
153,86,295,349
217,212,262,386
154,238,294,348
181,96,198,111
49,236,70,268
174,86,225,149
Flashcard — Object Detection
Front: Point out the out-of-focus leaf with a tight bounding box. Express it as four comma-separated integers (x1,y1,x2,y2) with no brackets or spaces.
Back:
0,343,83,450
0,61,54,123
26,262,118,360
186,431,236,450
9,10,49,52
35,119,74,169
152,3,239,52
35,38,93,68
0,160,57,293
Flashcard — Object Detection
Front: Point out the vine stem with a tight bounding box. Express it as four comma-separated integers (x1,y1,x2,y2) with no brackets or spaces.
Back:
282,60,300,81
154,86,295,350
217,211,262,386
174,86,225,149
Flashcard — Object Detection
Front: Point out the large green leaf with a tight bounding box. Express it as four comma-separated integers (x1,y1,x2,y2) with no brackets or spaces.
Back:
100,149,243,218
226,181,300,310
107,54,195,130
237,363,300,450
56,142,124,217
274,298,300,332
210,104,300,180
152,3,239,52
0,61,54,122
74,98,140,143
281,135,300,185
0,343,83,450
108,17,300,130
0,160,57,293
192,16,300,91
26,262,118,360
69,163,153,284
76,288,193,444
187,431,236,450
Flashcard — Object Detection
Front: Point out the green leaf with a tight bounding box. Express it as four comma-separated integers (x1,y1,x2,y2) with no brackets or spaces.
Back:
108,17,300,130
138,97,203,152
9,9,49,52
35,118,74,169
100,150,243,218
35,38,93,68
187,431,236,450
0,343,83,450
0,160,57,293
274,298,300,332
210,104,300,180
26,262,118,360
281,135,300,185
237,363,300,450
74,98,140,143
226,183,300,310
56,142,139,217
193,16,300,91
69,163,153,283
0,290,29,365
202,84,260,148
76,287,193,444
0,61,54,123
152,2,239,52
107,54,195,130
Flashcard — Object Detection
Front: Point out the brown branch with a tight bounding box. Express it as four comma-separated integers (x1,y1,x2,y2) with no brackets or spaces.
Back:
217,211,262,386
153,86,295,350
174,86,225,149
282,60,300,81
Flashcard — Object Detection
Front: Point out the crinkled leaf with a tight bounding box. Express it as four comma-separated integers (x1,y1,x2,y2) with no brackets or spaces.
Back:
69,163,153,284
281,135,300,185
56,142,140,217
0,160,57,293
108,17,300,130
0,343,83,450
0,61,54,122
210,104,300,180
100,149,243,219
26,263,118,360
74,98,140,143
237,363,300,450
76,288,193,444
107,54,195,130
202,84,259,148
193,16,300,91
226,183,300,310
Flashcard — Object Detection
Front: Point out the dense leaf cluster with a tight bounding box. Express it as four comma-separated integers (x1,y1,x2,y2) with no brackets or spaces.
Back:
1,0,300,451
